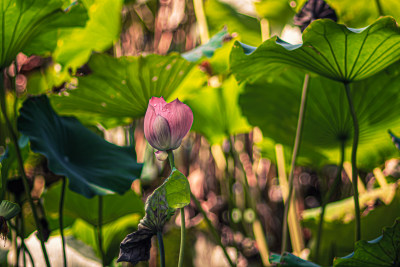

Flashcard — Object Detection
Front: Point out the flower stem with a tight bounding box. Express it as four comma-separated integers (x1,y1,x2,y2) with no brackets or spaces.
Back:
281,73,309,253
344,83,361,241
157,231,165,267
191,192,235,267
0,71,51,267
97,195,105,267
178,208,185,267
59,176,67,267
166,150,186,267
315,141,345,262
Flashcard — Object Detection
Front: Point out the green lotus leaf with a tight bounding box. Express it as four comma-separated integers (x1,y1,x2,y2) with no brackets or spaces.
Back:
17,95,142,198
71,214,142,265
182,28,229,62
53,0,123,71
205,0,261,47
270,252,321,266
240,65,400,170
165,168,190,209
231,16,400,83
43,181,144,226
50,53,196,126
333,217,400,266
0,0,88,68
255,0,295,26
302,184,400,265
0,200,20,220
186,75,251,145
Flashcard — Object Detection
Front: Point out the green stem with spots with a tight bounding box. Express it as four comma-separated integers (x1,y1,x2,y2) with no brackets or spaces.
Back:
97,195,105,267
157,231,165,267
167,150,186,267
59,176,67,267
0,71,51,267
344,83,361,241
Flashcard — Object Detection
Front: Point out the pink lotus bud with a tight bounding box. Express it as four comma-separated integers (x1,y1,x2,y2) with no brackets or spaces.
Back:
144,97,193,151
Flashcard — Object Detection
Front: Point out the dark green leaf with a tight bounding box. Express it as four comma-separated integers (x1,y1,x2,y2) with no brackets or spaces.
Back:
0,0,88,68
17,95,142,198
231,17,400,83
0,200,20,220
333,217,400,266
43,181,144,226
240,66,400,169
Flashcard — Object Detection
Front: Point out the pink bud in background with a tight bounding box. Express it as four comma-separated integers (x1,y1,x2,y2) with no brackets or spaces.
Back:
144,97,193,151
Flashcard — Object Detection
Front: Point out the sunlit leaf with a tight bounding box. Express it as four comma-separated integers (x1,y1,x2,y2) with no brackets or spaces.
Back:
231,17,400,83
205,0,262,47
0,0,88,68
71,214,142,265
50,53,196,127
186,75,251,145
182,28,229,62
53,0,123,71
255,0,295,26
165,168,190,209
240,66,400,169
17,95,142,198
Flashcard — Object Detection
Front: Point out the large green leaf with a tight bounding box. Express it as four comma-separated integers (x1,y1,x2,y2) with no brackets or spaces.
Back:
302,184,400,265
17,95,142,198
240,66,400,170
43,181,144,226
186,75,251,145
0,0,88,68
53,0,123,71
205,0,262,47
50,53,196,126
182,28,229,62
0,200,20,220
231,16,400,83
270,253,321,266
71,214,141,265
333,218,400,266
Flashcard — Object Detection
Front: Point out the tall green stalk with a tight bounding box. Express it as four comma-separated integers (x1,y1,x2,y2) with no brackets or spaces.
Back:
315,141,345,261
0,71,51,267
281,73,310,253
344,83,361,241
59,176,67,267
375,0,384,16
97,195,105,267
157,231,165,267
166,150,186,267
